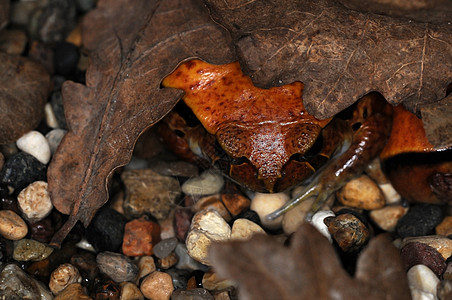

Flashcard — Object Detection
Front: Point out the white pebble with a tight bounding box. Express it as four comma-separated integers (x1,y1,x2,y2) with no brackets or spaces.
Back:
182,169,224,196
310,210,335,242
45,129,66,155
379,183,401,204
410,288,436,300
231,218,266,241
49,263,82,295
407,264,440,297
16,131,51,164
44,103,59,129
17,181,53,222
250,192,289,230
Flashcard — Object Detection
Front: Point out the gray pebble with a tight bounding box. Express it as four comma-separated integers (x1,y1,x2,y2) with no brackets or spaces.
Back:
96,251,139,283
175,243,209,272
45,128,66,155
171,288,214,300
153,237,178,259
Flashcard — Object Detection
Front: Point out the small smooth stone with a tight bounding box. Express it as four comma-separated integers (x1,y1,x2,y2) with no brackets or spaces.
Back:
282,197,315,235
396,204,443,238
75,238,96,252
401,236,452,260
44,103,59,129
49,263,82,295
369,205,408,232
230,218,266,241
97,251,139,283
202,270,235,292
192,194,232,222
444,261,452,280
124,156,149,170
153,237,178,259
186,209,231,265
213,290,233,300
171,288,214,300
17,181,53,222
220,193,250,216
50,91,68,129
122,217,161,257
400,242,446,277
310,210,335,242
437,280,452,300
29,218,54,243
175,243,209,272
140,271,174,300
0,263,53,299
407,264,440,296
120,282,144,300
182,169,224,196
45,128,66,154
0,152,4,171
137,256,156,280
70,251,99,286
0,210,28,240
250,192,289,230
86,208,126,252
436,216,452,236
0,152,46,191
0,29,27,55
16,131,51,165
159,211,176,240
13,238,53,261
54,283,92,300
336,175,385,210
378,182,402,204
324,213,370,252
174,207,194,242
121,169,180,220
150,160,199,178
165,268,191,290
410,288,436,300
158,252,178,269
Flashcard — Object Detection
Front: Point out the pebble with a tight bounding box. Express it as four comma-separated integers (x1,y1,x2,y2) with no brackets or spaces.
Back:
378,182,402,204
175,243,210,272
70,251,99,287
0,209,28,240
171,288,214,300
324,213,370,252
85,208,126,252
0,152,3,171
336,174,385,210
53,283,92,300
17,181,53,222
0,29,27,55
436,216,452,236
96,251,139,283
16,131,52,165
182,169,224,196
282,197,315,235
30,218,55,243
165,268,191,290
50,91,68,129
121,169,180,220
140,271,174,300
13,238,54,261
401,236,452,260
149,159,199,178
45,128,66,154
0,152,47,191
159,211,176,240
407,264,440,297
0,263,53,300
192,194,232,222
137,256,157,280
49,263,82,294
122,217,161,257
400,242,446,277
220,193,251,216
250,192,289,230
445,261,452,280
410,288,436,300
153,237,178,259
230,218,266,240
157,252,179,269
186,209,231,265
202,270,235,292
396,204,444,238
310,210,335,242
93,279,121,299
53,41,80,76
369,204,408,231
44,102,59,129
174,207,194,242
437,280,452,300
120,282,144,300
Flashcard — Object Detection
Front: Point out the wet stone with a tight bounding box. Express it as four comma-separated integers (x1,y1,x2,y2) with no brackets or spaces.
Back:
0,263,53,299
97,251,139,283
154,237,178,259
53,283,92,300
400,242,446,277
29,218,54,243
16,131,51,165
120,281,144,300
85,207,126,252
0,152,47,191
13,238,54,261
121,169,180,220
171,288,214,300
250,192,289,230
396,204,443,238
49,263,82,294
325,213,370,252
17,181,53,222
336,174,385,210
140,271,174,300
122,217,161,257
0,209,28,240
182,169,224,196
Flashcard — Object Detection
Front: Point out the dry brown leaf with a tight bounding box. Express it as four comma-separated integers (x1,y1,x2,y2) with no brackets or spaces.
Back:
0,53,51,144
204,0,452,119
209,223,411,300
47,0,234,246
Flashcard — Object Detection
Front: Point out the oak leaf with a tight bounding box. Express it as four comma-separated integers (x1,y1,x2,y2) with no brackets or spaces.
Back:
47,0,234,246
204,0,452,119
209,223,412,300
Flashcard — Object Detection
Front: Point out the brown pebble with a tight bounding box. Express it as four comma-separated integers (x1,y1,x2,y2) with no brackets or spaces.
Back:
336,174,385,210
54,283,92,300
444,261,452,280
93,280,121,300
49,263,82,295
29,218,54,243
202,270,235,292
436,216,452,236
137,256,156,281
324,213,369,252
220,193,250,216
0,152,4,170
400,242,446,277
192,195,232,222
157,252,178,269
401,235,452,260
122,217,161,257
369,205,408,232
140,271,174,300
120,282,144,300
437,280,452,300
174,207,193,242
0,210,28,240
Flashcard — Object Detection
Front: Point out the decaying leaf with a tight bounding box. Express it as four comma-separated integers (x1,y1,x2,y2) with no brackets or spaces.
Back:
209,223,411,300
204,0,452,119
47,0,234,247
0,52,51,144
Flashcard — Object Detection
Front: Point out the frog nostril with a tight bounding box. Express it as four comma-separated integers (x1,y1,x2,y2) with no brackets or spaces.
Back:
174,130,185,137
352,122,361,131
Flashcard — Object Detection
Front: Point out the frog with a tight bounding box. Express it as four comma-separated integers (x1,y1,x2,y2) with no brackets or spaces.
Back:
159,59,394,219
